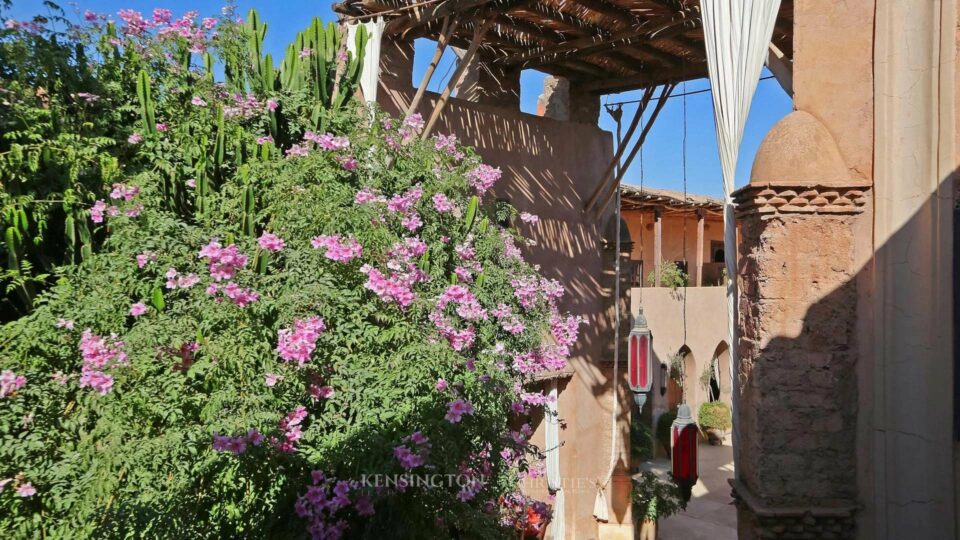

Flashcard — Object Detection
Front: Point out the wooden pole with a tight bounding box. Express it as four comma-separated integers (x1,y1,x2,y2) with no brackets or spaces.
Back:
653,208,663,287
421,17,495,139
583,87,654,212
695,209,704,286
592,84,676,216
405,16,460,117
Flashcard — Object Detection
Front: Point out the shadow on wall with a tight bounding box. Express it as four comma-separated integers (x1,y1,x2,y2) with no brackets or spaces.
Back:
733,178,955,538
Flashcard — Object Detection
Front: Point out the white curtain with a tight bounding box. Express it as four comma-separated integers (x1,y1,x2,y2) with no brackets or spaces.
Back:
699,0,781,476
347,17,385,104
545,380,565,539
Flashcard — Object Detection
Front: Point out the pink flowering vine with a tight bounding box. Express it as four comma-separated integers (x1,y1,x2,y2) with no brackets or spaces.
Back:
258,231,285,252
276,317,326,365
0,370,26,398
311,234,362,262
445,398,475,423
78,330,128,395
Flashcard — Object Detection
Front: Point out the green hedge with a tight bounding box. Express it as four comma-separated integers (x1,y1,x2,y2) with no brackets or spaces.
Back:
697,401,732,431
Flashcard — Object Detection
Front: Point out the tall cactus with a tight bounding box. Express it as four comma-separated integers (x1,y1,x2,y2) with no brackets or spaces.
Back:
136,69,156,134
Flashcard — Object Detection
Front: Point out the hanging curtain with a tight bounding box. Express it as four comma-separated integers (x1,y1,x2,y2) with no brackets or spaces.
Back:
699,0,781,476
347,17,385,104
545,380,564,538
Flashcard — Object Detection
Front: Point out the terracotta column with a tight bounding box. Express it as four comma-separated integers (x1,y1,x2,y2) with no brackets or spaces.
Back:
695,210,705,287
732,111,869,540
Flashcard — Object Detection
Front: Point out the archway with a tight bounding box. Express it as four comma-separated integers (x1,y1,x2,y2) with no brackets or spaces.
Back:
678,345,697,406
712,341,731,407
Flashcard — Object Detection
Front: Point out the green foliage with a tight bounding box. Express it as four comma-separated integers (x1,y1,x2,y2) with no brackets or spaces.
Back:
656,407,678,457
0,5,365,319
631,418,654,463
647,259,688,290
632,471,686,522
697,401,732,431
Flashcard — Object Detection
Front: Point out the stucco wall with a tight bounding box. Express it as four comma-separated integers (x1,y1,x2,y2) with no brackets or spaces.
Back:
629,286,730,430
375,38,632,538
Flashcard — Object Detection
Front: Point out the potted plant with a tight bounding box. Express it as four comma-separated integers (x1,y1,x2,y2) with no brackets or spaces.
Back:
697,401,732,445
633,470,687,540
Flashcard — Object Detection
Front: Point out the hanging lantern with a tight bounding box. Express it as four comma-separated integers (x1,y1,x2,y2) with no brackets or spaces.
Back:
671,404,699,502
628,307,654,412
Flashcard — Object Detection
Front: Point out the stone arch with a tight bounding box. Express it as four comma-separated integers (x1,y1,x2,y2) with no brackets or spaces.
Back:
712,341,732,407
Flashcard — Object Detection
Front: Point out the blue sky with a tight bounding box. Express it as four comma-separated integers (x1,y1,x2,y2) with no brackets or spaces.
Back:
9,0,792,198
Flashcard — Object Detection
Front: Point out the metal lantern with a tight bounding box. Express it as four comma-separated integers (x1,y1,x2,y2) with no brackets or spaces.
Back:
671,403,699,502
628,307,654,412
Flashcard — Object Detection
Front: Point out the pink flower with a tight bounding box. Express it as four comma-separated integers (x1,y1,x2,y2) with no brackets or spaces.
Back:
520,212,539,224
256,135,274,145
444,398,475,423
110,183,140,201
258,232,285,252
90,200,107,223
266,99,278,112
311,234,362,262
354,188,381,204
0,370,26,398
285,143,309,158
432,193,455,213
466,164,502,194
129,302,147,317
202,17,217,30
264,373,282,387
198,240,249,281
403,114,425,132
276,317,326,365
84,10,98,21
79,369,114,395
185,178,197,188
16,483,36,498
191,96,207,106
155,123,169,132
299,47,312,58
339,156,358,170
56,319,74,330
127,132,143,144
435,378,448,391
136,251,156,268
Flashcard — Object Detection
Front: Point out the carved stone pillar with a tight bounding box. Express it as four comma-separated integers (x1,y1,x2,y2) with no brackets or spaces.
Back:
731,111,869,540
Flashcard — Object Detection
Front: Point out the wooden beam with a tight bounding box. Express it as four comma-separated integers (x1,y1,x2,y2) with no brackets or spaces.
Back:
580,62,705,93
765,42,793,97
406,16,461,117
386,0,496,35
492,9,700,69
654,209,662,287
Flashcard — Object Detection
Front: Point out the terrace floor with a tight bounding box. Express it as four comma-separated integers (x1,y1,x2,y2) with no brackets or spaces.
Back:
658,441,737,540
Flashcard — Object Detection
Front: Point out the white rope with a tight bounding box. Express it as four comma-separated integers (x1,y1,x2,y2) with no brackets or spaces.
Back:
699,0,781,478
594,116,625,521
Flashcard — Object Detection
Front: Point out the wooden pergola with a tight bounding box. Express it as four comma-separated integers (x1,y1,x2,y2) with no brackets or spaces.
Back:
334,0,794,214
334,0,793,94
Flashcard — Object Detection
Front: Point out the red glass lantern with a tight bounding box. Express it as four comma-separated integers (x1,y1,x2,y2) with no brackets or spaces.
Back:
628,307,653,395
671,404,699,501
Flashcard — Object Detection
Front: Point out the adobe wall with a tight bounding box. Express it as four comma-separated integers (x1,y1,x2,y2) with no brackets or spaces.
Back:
375,38,632,538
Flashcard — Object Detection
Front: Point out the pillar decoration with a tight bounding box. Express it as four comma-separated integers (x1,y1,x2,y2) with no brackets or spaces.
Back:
730,110,868,540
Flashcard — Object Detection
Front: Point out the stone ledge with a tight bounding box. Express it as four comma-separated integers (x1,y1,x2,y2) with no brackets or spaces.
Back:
728,479,859,518
732,182,871,218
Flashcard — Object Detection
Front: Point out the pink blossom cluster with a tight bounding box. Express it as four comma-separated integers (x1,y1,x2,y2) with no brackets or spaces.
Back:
456,444,493,502
0,370,26,398
4,19,44,34
501,231,523,260
436,285,487,321
511,276,540,309
198,239,249,281
434,133,463,160
116,9,213,52
499,492,553,531
91,183,142,223
550,313,583,352
223,92,262,119
431,192,455,213
136,250,157,268
0,478,37,497
429,311,476,351
256,135,274,145
354,188,385,205
78,330,128,394
466,164,502,194
445,398,475,423
212,428,264,455
385,185,424,231
295,471,373,540
453,261,482,283
520,212,539,224
276,317,326,365
511,346,568,376
257,231,285,252
394,431,431,470
305,132,350,151
165,267,200,289
491,304,525,335
309,384,335,400
272,406,308,453
286,143,310,158
206,281,259,307
360,265,424,308
311,234,362,262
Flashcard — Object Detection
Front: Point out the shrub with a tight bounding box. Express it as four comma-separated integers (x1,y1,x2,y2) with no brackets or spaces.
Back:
632,471,686,522
655,407,678,457
698,401,732,431
0,6,579,539
646,259,688,290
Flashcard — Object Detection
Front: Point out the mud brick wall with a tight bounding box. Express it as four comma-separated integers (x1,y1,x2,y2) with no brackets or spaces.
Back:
737,214,859,507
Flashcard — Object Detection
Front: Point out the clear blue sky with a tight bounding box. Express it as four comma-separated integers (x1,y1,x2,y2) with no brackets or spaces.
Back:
10,1,793,198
